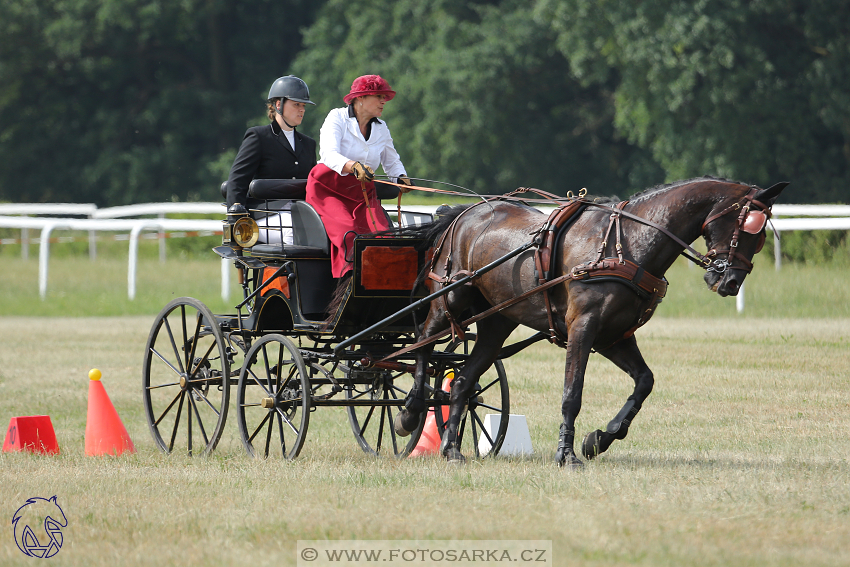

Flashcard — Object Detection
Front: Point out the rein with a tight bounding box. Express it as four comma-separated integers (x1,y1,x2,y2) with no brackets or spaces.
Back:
372,181,770,357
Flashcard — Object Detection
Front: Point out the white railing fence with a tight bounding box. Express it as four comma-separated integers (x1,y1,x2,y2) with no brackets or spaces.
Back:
0,202,847,309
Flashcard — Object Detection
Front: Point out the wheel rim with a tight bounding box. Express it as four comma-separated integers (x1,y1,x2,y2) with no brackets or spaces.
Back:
345,366,425,458
236,334,309,460
142,297,230,456
434,335,510,458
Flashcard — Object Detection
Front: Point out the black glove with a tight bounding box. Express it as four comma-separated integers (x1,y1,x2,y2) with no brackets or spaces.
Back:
351,161,375,182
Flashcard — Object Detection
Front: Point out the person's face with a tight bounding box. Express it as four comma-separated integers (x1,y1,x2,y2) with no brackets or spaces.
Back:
357,94,389,120
279,99,306,127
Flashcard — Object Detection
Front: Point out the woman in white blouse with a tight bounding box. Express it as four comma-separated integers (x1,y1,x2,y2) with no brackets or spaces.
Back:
306,75,412,278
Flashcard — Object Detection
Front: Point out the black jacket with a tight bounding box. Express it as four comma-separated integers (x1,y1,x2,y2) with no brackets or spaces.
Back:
225,120,317,208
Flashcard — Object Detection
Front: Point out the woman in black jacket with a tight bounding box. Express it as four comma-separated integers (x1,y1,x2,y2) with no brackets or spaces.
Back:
225,76,318,243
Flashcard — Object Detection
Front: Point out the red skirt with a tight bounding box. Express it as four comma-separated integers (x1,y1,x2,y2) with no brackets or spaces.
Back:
306,164,390,277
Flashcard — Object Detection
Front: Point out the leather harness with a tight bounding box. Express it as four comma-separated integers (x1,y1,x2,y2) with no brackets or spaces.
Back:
380,185,769,361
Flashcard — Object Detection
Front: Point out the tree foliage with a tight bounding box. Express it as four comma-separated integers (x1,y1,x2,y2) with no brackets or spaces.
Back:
292,0,662,197
0,0,321,205
1,0,848,205
537,0,850,203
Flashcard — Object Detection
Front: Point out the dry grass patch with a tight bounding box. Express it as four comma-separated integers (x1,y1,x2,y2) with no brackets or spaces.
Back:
0,317,848,567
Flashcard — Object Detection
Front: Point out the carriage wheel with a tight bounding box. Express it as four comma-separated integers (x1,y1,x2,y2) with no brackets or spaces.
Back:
236,334,310,460
143,297,230,456
434,334,510,458
345,366,426,458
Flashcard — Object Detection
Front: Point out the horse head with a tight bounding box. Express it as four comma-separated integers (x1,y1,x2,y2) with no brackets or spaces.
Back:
702,181,788,296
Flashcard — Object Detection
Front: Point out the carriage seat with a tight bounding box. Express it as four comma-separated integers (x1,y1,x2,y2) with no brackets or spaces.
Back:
251,201,330,259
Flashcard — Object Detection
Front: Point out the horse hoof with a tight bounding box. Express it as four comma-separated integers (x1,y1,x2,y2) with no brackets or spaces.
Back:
556,453,584,469
393,410,417,437
581,429,603,460
444,448,466,464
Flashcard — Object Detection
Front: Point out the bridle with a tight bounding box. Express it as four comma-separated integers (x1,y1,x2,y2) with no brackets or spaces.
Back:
700,186,772,275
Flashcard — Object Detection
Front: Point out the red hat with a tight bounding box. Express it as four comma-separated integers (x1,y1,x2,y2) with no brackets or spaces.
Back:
343,75,396,104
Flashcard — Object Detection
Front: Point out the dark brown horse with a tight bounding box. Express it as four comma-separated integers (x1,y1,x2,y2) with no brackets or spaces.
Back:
394,177,787,467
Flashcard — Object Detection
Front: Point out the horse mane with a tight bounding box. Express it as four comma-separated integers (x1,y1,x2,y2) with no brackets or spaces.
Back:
627,175,746,203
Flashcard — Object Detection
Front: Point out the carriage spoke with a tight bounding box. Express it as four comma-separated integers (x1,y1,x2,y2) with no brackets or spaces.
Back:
154,390,184,427
149,346,183,379
168,391,186,453
187,393,193,456
188,393,210,447
276,413,287,457
358,406,377,435
146,378,181,390
276,406,301,436
376,405,387,453
476,402,503,413
186,310,202,372
264,413,274,458
476,376,500,396
188,340,218,379
275,365,297,395
162,317,186,375
191,388,221,416
248,368,273,397
248,411,272,444
471,409,495,452
387,406,399,455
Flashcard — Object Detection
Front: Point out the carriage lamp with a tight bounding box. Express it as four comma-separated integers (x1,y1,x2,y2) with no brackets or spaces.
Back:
223,203,259,249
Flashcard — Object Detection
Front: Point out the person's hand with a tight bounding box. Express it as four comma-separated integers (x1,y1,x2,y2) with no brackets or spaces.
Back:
398,175,413,193
351,161,375,182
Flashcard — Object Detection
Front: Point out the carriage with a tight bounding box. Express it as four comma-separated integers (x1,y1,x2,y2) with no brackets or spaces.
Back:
142,174,787,466
141,179,510,459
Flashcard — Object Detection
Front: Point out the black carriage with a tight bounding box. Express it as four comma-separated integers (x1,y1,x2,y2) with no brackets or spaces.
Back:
141,179,510,459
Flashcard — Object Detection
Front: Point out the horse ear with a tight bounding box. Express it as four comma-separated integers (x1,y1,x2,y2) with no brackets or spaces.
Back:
755,181,789,206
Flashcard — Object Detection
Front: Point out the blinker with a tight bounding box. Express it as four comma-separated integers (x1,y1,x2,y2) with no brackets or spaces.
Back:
742,210,767,234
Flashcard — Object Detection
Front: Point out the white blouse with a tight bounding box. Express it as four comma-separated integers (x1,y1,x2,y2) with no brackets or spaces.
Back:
318,107,407,182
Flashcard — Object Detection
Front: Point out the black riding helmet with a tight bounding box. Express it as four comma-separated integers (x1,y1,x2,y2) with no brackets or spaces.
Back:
267,76,316,106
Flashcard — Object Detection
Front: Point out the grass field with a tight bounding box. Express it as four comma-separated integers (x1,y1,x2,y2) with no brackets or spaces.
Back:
1,315,848,566
1,250,848,566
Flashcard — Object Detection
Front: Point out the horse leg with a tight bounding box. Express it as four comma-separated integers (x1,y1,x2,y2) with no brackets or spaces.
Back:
394,289,463,437
555,314,599,469
580,335,654,460
439,314,517,463
394,343,435,437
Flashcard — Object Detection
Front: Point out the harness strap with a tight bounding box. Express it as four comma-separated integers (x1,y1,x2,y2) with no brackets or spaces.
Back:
380,259,667,362
360,180,379,231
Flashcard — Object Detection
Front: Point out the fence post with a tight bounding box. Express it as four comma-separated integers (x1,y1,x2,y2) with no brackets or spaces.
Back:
158,212,166,263
736,281,745,313
38,223,61,300
773,230,781,271
21,216,29,261
128,223,148,300
89,212,97,261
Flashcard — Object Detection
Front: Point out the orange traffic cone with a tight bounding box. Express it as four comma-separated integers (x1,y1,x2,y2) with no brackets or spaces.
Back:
85,369,135,456
410,374,453,457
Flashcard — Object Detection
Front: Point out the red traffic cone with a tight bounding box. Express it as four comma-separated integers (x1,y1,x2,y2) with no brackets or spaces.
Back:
410,374,453,457
3,415,59,455
85,369,135,456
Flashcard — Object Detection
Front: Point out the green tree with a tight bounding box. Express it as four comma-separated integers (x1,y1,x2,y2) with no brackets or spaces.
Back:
0,0,322,205
537,0,850,203
293,0,662,197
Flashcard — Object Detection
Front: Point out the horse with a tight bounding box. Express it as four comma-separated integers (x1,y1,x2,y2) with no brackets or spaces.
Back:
392,176,787,467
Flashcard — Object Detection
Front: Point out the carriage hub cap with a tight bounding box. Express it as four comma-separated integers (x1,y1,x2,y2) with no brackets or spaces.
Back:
261,397,276,409
180,375,188,389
